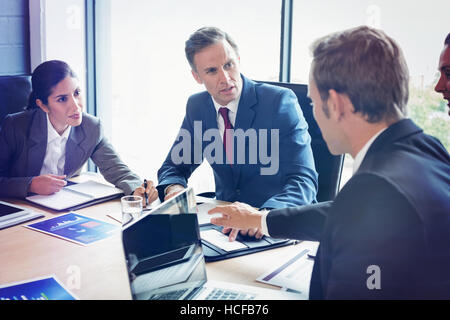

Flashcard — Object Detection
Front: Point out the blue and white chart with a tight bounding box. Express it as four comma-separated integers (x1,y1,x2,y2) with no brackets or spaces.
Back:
0,276,77,300
25,212,119,245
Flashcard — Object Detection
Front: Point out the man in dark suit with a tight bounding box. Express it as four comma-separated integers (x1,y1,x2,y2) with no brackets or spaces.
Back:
157,27,318,240
209,26,450,299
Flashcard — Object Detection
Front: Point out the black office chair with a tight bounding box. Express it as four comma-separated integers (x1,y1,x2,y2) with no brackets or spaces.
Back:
0,75,32,129
258,81,344,202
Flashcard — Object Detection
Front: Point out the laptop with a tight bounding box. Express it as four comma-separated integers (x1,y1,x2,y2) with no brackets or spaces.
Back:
141,187,294,262
121,188,306,300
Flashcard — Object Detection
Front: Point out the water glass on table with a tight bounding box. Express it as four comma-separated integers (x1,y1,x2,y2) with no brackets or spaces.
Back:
121,195,143,225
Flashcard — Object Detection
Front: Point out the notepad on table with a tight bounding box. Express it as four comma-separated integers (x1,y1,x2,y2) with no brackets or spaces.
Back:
26,180,123,211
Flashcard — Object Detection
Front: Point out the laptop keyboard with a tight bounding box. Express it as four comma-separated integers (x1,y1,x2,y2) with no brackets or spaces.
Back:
148,288,189,300
206,288,255,300
148,288,255,300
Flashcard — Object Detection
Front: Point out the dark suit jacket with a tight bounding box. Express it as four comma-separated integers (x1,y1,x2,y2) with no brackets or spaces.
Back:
267,119,450,299
0,108,142,197
157,75,318,209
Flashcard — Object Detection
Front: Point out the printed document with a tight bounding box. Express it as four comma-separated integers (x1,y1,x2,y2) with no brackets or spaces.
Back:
0,276,77,300
196,202,222,226
257,241,319,294
200,229,248,252
25,212,119,246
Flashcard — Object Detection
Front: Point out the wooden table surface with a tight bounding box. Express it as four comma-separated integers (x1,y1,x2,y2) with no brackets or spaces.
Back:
0,176,308,299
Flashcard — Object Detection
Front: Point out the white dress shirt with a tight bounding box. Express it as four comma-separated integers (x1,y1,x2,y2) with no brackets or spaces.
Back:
212,94,241,138
352,128,386,174
261,127,387,237
39,114,71,176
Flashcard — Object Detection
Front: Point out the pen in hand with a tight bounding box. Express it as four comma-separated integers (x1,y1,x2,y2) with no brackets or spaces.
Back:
143,179,149,207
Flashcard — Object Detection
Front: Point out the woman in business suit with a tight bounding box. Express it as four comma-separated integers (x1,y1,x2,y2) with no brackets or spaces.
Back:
0,60,158,203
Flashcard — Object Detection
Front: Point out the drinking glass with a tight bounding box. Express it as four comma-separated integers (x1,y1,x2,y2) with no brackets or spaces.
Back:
121,195,143,225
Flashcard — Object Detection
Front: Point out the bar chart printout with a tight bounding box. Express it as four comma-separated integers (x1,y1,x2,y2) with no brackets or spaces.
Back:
0,276,77,300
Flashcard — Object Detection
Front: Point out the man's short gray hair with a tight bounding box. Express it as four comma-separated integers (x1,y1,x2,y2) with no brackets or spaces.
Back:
185,27,239,71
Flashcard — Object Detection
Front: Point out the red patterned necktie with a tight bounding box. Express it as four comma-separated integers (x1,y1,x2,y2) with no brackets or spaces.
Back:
218,107,234,165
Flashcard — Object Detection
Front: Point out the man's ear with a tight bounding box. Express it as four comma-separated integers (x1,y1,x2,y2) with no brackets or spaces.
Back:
191,70,203,84
328,89,353,121
36,99,49,113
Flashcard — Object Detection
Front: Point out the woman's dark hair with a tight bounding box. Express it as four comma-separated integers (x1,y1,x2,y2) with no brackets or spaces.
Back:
27,60,77,110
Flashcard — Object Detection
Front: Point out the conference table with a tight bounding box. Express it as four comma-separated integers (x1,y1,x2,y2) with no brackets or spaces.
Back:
0,175,314,300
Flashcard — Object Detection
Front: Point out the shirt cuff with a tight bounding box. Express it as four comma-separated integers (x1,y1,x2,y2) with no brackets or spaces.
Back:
260,209,270,237
164,184,175,196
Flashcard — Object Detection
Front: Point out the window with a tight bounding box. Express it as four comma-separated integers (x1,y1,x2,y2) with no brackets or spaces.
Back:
95,0,281,194
30,0,86,90
291,0,450,187
92,1,449,194
29,0,88,171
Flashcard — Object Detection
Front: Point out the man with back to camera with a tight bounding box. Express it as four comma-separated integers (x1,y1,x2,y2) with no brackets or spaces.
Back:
157,27,318,241
435,33,450,116
209,26,450,299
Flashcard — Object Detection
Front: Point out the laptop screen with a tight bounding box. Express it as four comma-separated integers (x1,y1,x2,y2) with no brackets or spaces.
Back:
122,188,208,300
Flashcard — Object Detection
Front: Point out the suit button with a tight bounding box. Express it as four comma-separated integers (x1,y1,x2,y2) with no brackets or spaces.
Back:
236,189,240,195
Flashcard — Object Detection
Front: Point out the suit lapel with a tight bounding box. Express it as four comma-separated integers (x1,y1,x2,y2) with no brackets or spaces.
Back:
203,96,219,132
64,124,87,176
231,75,257,187
27,110,48,176
234,75,257,134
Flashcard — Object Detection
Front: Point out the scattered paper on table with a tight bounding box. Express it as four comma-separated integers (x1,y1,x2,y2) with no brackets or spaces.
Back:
25,212,119,246
0,276,77,300
196,202,223,226
257,241,319,294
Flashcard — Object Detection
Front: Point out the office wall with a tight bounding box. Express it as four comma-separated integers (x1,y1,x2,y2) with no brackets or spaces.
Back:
0,0,30,75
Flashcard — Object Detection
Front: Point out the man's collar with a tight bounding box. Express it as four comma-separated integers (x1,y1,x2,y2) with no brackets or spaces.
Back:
212,87,242,115
352,127,387,174
354,119,423,173
212,94,241,114
367,118,422,154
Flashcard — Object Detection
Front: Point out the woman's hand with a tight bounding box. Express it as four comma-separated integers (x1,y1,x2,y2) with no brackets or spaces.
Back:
29,174,67,195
